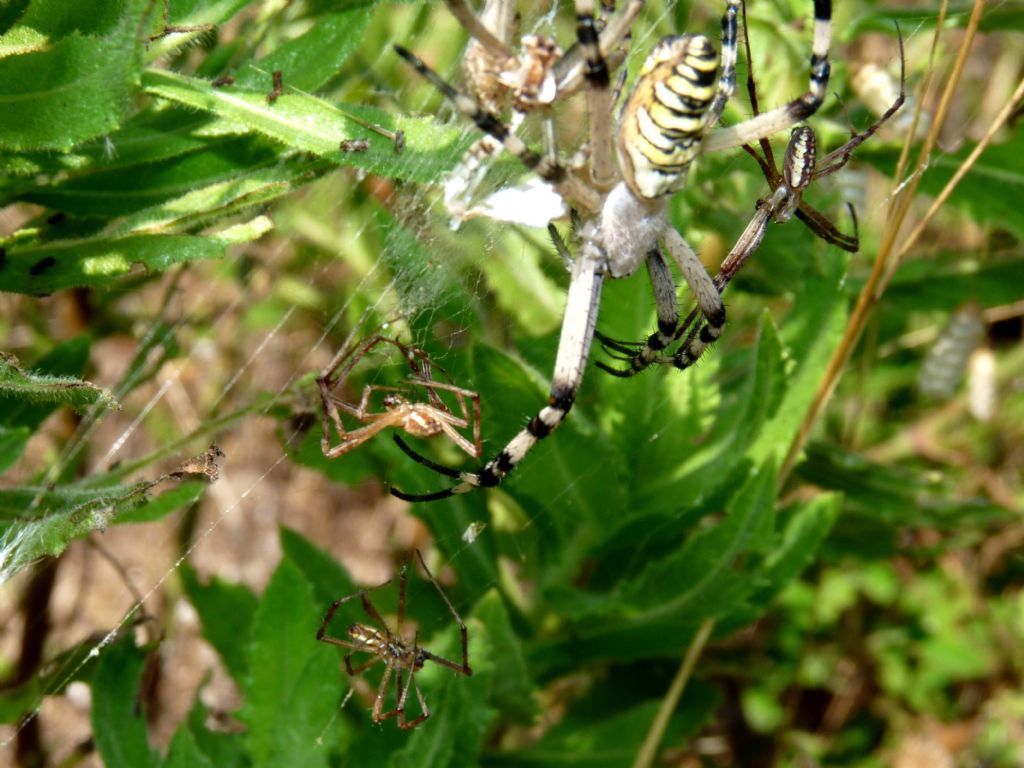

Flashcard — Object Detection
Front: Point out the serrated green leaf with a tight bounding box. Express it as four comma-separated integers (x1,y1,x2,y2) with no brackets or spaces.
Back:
720,493,841,631
92,636,158,768
181,565,258,683
0,1,145,151
242,557,342,768
619,462,777,614
279,526,358,609
110,165,302,237
748,250,847,466
762,494,841,588
641,313,786,509
6,109,213,178
799,441,1008,531
142,68,472,182
535,463,777,669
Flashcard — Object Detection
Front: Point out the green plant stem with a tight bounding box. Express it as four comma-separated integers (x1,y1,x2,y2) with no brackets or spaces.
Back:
632,618,715,768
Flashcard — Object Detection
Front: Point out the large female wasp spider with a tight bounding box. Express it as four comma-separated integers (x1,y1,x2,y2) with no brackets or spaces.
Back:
390,0,833,502
597,15,906,377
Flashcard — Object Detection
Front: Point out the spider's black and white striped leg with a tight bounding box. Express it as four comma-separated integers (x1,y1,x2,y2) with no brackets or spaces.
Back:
703,0,832,154
815,26,905,179
704,0,742,132
390,244,606,502
596,248,680,377
394,45,558,181
657,227,724,369
394,44,603,212
670,128,812,368
575,0,617,187
597,227,722,376
670,198,774,369
794,202,859,252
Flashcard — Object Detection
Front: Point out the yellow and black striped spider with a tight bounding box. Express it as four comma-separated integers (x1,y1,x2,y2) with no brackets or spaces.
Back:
598,18,906,377
391,0,833,501
316,550,472,730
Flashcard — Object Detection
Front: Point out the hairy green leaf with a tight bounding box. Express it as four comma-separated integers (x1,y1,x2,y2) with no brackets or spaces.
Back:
142,69,471,182
1,337,90,429
0,354,118,413
231,6,373,92
0,481,159,579
0,1,146,150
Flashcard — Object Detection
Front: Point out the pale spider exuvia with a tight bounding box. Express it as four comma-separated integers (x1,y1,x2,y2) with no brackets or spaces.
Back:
316,550,472,730
317,334,482,459
597,18,907,376
390,0,833,501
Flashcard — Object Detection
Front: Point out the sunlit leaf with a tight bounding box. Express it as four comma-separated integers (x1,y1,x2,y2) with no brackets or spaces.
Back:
0,0,146,151
142,69,472,182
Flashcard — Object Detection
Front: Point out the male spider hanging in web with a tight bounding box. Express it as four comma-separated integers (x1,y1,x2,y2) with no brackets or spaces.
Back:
597,18,907,377
316,550,472,730
317,334,482,459
390,0,833,501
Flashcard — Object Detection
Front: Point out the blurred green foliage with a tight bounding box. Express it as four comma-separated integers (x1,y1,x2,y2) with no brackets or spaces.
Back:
1,0,1022,766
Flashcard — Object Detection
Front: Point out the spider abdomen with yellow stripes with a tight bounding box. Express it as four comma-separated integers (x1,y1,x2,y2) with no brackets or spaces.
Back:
618,35,720,200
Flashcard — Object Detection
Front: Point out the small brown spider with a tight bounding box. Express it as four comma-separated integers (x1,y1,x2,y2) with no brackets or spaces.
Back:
316,550,472,729
731,9,906,254
316,334,482,459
